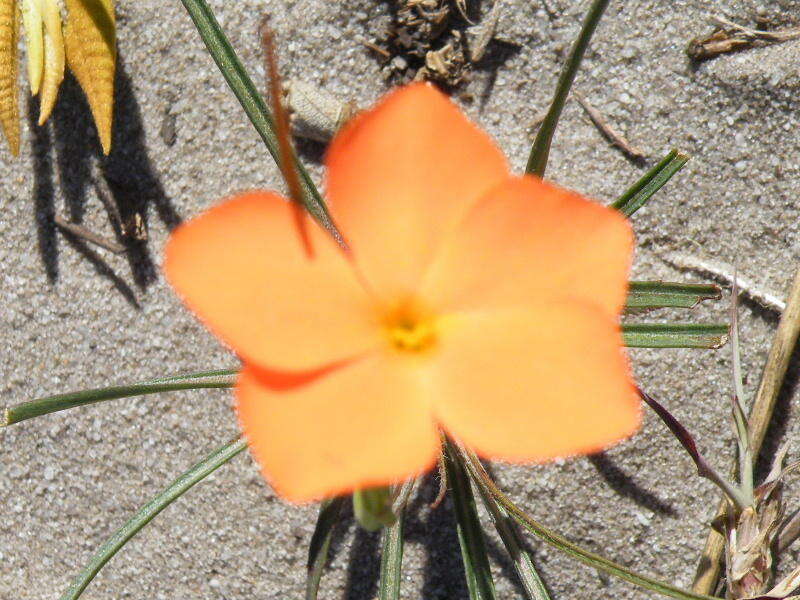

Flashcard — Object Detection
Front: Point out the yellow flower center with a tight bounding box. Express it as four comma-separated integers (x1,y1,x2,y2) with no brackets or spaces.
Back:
384,302,437,353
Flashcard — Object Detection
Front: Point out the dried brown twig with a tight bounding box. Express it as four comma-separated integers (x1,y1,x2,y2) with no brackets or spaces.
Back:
573,92,646,161
711,16,800,43
53,215,126,254
687,15,800,61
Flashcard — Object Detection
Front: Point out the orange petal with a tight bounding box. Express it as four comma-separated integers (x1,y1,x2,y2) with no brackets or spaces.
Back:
431,304,640,461
237,356,440,502
421,176,634,317
325,82,508,300
164,192,380,372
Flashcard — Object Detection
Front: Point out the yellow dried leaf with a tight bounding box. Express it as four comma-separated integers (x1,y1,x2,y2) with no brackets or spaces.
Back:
65,0,115,154
21,0,43,95
0,0,20,156
37,0,64,125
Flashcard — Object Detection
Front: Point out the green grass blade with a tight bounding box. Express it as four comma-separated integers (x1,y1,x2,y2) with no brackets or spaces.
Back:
471,471,551,600
611,150,690,216
626,281,721,312
306,496,347,600
2,369,238,426
59,437,247,600
459,447,718,600
379,480,415,600
444,440,497,600
525,0,610,176
622,323,729,348
178,0,334,231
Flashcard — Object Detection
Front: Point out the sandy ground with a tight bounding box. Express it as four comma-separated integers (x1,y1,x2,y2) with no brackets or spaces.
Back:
3,0,800,598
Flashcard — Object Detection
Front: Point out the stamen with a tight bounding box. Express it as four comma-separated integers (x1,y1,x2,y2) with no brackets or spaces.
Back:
384,301,438,353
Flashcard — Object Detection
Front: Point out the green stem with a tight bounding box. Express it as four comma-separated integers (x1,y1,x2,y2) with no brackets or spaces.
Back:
178,0,335,233
378,480,415,600
3,369,238,426
59,437,247,600
525,0,610,176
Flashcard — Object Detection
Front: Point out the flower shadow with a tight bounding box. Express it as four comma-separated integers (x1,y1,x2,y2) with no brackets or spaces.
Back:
331,470,547,600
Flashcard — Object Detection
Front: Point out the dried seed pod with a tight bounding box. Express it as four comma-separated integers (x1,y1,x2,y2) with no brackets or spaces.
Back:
723,447,800,599
465,0,501,62
687,30,751,61
726,503,780,598
282,80,359,143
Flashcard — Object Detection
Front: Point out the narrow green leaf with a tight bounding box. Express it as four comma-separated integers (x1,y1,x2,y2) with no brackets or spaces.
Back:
178,0,335,233
2,368,238,427
306,495,347,600
444,440,497,600
471,473,551,600
379,480,415,600
611,150,690,217
59,437,247,600
622,323,729,348
459,447,718,600
625,281,721,312
525,0,610,176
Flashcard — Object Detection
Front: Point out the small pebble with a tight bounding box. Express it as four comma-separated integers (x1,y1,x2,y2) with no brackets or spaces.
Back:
43,466,57,481
391,56,408,71
160,112,177,147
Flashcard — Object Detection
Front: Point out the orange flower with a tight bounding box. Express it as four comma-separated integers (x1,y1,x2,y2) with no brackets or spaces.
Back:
164,83,640,503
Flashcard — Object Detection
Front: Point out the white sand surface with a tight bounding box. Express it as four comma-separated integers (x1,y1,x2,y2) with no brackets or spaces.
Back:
3,1,800,598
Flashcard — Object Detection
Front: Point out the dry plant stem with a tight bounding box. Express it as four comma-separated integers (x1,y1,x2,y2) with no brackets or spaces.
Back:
363,40,390,58
573,92,646,160
710,16,800,43
730,277,755,505
54,215,125,254
663,254,785,314
777,509,800,553
430,450,448,509
692,266,800,594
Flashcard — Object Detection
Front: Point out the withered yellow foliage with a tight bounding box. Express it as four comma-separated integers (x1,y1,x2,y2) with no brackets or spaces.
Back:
38,0,65,125
0,0,20,156
20,0,42,94
65,0,115,154
0,0,116,156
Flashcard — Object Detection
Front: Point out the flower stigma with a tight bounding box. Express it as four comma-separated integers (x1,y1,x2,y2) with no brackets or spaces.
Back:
383,300,438,353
